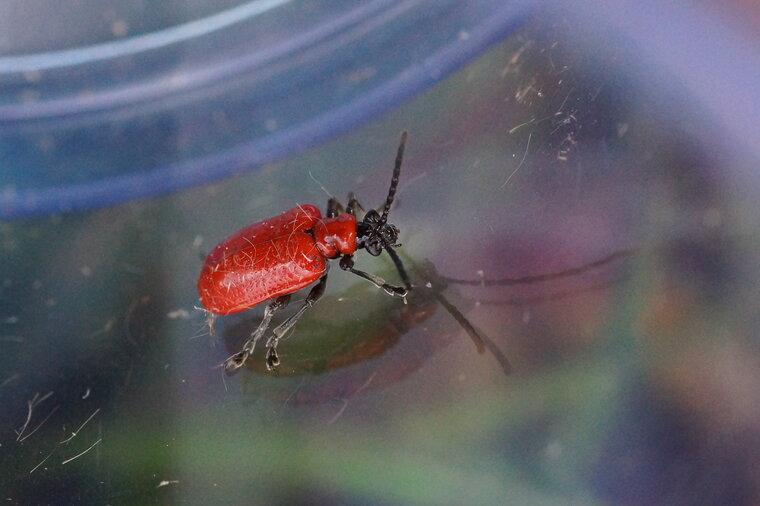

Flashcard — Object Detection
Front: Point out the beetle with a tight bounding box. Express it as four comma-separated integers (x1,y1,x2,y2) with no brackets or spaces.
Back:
198,131,412,373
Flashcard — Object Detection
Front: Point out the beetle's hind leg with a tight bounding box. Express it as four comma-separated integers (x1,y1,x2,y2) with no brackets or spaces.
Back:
265,273,329,370
222,295,290,374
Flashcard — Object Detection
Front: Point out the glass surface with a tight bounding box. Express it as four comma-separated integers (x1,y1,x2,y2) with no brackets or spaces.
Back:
3,1,760,505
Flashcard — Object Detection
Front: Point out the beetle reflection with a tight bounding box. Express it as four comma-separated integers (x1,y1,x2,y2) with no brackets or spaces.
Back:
220,252,630,403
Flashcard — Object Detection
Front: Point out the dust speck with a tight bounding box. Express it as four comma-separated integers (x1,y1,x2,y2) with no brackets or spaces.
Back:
112,20,129,37
167,308,191,320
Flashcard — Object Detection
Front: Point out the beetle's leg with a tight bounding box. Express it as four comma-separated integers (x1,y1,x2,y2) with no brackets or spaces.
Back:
222,295,290,374
383,245,412,292
265,273,329,370
346,193,366,217
339,255,408,298
326,198,344,218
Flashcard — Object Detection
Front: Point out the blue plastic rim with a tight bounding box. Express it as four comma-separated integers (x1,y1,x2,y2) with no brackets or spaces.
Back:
2,0,759,220
0,0,537,220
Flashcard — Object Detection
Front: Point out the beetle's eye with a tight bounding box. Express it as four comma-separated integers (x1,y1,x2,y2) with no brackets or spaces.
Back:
389,226,399,243
363,210,380,225
379,224,399,247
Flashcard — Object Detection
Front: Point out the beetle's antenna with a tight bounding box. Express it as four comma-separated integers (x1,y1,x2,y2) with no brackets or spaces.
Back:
412,258,512,375
433,290,512,375
379,131,407,225
438,248,634,286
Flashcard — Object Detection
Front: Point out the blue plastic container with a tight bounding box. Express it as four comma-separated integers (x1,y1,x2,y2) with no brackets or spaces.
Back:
0,0,534,219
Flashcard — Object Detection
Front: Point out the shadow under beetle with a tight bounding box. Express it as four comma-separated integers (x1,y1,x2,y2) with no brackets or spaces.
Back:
198,132,411,373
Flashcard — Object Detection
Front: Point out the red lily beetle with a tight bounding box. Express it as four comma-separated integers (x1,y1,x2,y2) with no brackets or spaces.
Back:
198,132,411,373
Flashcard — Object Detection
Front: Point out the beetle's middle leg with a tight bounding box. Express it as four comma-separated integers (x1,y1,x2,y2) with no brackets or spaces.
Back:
222,294,290,373
265,273,329,370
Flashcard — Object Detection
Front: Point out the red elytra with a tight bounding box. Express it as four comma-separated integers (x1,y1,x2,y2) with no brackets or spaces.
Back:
197,132,411,373
198,205,357,315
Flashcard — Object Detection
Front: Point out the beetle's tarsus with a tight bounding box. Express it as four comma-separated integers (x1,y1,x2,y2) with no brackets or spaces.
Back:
384,285,408,298
223,351,248,374
266,347,280,370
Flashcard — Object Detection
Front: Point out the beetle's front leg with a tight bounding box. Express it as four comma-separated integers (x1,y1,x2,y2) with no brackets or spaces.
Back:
383,246,412,292
265,272,329,370
222,295,290,373
340,255,408,298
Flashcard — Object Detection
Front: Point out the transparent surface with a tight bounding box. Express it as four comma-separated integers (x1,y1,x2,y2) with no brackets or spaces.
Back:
3,3,760,506
0,0,532,217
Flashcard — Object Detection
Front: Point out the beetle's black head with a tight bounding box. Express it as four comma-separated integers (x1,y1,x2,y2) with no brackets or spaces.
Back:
357,210,400,256
355,131,412,293
357,131,407,257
